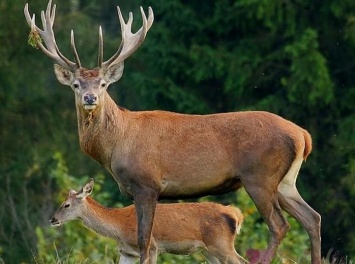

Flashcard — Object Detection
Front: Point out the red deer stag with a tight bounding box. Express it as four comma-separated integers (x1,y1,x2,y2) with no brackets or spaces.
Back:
24,1,321,263
50,178,246,264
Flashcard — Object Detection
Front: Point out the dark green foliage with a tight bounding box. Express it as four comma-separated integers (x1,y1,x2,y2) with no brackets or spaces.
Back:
0,0,354,262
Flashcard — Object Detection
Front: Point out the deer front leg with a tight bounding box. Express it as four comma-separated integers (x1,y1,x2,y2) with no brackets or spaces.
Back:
133,188,158,264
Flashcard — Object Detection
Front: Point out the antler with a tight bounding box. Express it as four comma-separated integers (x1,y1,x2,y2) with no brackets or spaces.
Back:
98,6,154,70
24,0,81,71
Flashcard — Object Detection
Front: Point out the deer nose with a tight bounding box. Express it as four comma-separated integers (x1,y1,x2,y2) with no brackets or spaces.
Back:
83,94,97,105
49,216,56,223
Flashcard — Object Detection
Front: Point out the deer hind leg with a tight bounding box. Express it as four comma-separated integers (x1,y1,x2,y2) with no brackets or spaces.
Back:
204,246,245,264
277,157,321,264
202,251,221,264
233,250,249,264
243,179,289,264
118,254,139,264
148,239,158,264
223,249,248,264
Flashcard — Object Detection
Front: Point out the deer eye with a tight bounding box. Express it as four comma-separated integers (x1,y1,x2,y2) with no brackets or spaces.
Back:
73,83,79,89
64,204,70,208
101,82,106,88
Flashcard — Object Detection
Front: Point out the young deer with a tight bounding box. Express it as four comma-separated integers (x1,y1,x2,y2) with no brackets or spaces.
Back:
50,179,246,264
25,1,321,263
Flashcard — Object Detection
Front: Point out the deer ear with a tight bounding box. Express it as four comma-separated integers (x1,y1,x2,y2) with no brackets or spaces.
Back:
77,178,94,198
69,189,77,196
54,64,75,85
104,62,124,84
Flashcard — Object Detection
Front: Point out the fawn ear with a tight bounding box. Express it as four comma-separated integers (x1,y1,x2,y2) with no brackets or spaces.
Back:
54,64,75,85
104,62,124,84
77,178,94,198
69,189,77,196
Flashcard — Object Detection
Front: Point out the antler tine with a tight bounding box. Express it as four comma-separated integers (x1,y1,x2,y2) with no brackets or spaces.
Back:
147,7,154,31
45,0,55,28
24,4,38,33
71,30,82,68
100,6,154,70
98,26,103,67
48,0,56,27
97,26,125,68
24,0,80,71
127,11,133,29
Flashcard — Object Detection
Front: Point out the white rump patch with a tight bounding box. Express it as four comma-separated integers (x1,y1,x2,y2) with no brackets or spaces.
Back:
277,157,303,198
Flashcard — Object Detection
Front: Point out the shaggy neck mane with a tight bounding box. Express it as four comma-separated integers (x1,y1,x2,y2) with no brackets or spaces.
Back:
76,91,126,165
77,92,120,128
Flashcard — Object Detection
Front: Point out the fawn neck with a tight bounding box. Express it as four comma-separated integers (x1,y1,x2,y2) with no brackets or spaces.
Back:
81,197,123,240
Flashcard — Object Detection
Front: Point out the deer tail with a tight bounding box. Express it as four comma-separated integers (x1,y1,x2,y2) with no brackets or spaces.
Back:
303,129,312,161
233,207,244,234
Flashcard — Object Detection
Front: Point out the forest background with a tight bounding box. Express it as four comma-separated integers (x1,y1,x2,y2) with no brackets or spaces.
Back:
1,0,355,263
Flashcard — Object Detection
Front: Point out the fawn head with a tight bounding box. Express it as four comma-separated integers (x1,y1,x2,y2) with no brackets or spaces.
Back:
49,179,94,226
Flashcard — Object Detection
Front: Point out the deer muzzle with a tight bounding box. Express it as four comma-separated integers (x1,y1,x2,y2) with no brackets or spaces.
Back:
49,216,61,226
83,93,98,110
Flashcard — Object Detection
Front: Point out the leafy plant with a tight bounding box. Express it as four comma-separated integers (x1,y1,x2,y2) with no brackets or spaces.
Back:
28,30,42,49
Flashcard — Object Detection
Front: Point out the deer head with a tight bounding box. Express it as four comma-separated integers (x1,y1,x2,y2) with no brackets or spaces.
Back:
49,178,94,226
24,0,153,112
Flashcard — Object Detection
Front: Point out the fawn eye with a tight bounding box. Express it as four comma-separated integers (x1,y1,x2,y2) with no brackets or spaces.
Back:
64,204,70,208
73,83,79,89
101,83,106,88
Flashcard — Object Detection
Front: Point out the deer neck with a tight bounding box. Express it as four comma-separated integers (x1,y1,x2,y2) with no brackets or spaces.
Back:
81,197,122,240
76,92,125,167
